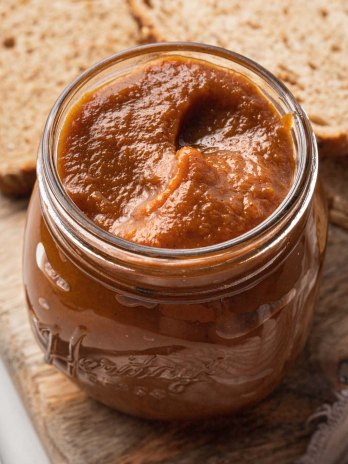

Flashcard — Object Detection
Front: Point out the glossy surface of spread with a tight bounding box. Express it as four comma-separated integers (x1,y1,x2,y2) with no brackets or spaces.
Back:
58,57,295,248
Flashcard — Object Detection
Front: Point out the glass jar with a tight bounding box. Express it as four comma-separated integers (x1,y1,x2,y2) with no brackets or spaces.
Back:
23,43,328,420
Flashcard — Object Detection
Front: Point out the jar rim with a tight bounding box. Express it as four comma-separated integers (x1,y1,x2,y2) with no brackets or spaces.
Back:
39,41,318,260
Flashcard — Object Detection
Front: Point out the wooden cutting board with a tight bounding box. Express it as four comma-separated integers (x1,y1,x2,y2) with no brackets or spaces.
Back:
1,191,348,464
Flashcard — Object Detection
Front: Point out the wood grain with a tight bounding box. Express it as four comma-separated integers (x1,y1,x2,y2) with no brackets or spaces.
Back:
1,194,348,464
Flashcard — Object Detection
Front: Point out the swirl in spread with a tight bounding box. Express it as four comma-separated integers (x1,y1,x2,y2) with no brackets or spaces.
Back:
58,57,295,248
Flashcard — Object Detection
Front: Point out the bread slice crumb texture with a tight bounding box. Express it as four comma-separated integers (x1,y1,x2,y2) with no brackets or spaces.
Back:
130,0,348,157
0,0,140,196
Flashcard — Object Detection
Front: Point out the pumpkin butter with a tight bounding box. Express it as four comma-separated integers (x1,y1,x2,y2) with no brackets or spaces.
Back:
58,57,295,248
24,46,326,420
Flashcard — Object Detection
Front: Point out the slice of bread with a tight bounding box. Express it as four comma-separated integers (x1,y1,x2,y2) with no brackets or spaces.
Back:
0,0,140,196
130,0,348,158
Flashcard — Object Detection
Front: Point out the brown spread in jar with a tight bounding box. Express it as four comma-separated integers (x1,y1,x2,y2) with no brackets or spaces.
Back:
24,45,326,420
58,57,295,248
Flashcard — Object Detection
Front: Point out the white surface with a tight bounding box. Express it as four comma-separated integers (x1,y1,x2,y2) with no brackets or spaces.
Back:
0,358,50,464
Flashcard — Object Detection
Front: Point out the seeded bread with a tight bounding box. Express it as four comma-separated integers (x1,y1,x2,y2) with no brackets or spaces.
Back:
0,0,140,196
130,0,348,158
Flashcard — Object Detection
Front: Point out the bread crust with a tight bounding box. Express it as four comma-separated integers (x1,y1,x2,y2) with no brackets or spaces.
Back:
316,132,348,158
0,163,36,197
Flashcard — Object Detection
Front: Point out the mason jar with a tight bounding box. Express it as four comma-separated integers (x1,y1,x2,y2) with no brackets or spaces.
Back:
23,43,328,420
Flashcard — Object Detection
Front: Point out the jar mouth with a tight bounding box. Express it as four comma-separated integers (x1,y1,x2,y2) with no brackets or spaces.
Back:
39,42,317,259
